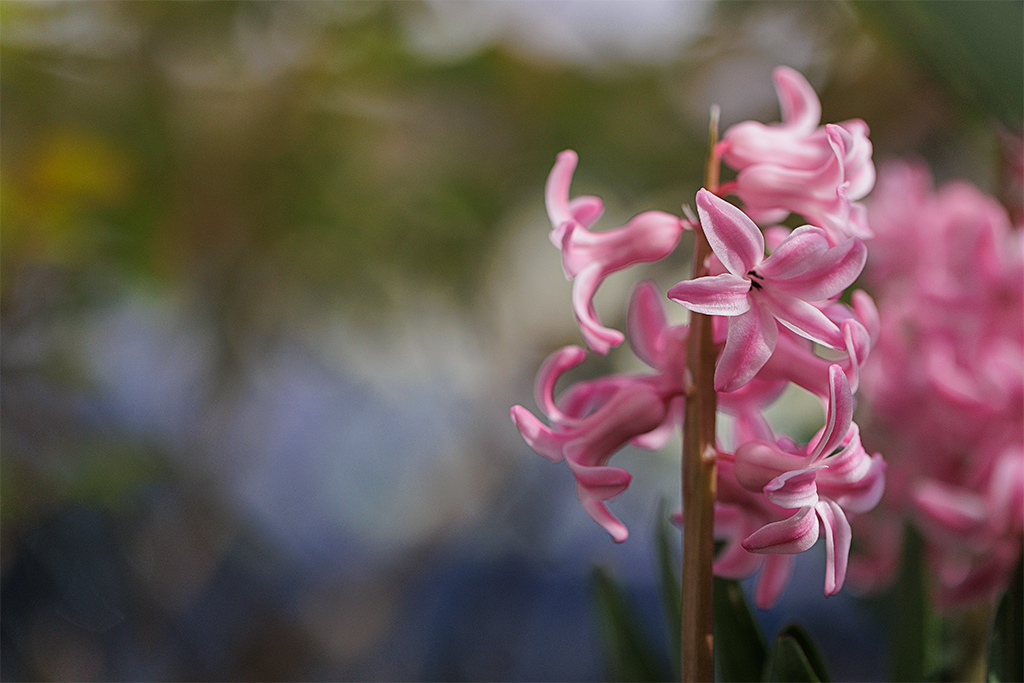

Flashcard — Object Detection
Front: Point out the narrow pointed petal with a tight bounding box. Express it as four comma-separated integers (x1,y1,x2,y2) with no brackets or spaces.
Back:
743,506,819,554
774,66,821,134
696,189,765,275
757,226,830,281
571,264,625,354
627,281,668,368
762,291,844,349
510,406,567,462
816,498,852,596
754,554,795,609
534,345,587,425
715,304,778,392
765,466,825,508
668,273,751,316
771,236,867,301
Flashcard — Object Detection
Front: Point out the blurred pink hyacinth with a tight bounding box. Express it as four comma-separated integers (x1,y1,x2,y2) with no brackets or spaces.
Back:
855,160,1024,607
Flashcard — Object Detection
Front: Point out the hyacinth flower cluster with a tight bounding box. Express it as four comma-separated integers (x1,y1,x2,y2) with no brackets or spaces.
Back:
852,161,1024,607
511,66,887,607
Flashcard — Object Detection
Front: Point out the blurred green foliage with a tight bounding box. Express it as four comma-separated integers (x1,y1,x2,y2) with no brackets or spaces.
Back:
1,1,707,318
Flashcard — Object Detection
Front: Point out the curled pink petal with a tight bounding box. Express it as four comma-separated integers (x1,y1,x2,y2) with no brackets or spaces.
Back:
822,452,886,514
815,424,870,482
510,406,567,463
566,460,632,500
840,319,869,393
765,466,826,508
546,150,603,244
850,290,879,345
534,345,588,425
816,498,852,596
743,506,820,554
571,263,626,354
563,381,668,466
578,487,629,543
560,211,685,278
560,211,684,353
774,66,821,134
807,365,854,462
566,195,605,229
696,189,765,276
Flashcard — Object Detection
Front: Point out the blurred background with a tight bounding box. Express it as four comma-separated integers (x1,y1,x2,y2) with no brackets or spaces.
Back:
1,1,1021,680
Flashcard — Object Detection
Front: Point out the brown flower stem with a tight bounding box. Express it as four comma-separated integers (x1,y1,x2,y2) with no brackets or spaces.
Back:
681,106,721,683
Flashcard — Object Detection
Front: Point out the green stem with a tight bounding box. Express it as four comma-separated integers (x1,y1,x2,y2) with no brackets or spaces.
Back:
681,106,721,683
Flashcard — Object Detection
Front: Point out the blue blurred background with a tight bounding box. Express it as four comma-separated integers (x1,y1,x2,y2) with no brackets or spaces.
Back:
2,2,1021,680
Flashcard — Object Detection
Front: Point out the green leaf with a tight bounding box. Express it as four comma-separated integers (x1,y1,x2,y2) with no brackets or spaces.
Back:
777,624,832,682
764,633,822,683
889,525,941,682
850,0,1023,129
713,577,767,683
989,553,1024,683
654,500,682,677
591,566,673,682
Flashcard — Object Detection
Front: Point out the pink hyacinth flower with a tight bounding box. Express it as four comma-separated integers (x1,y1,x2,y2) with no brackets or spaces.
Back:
546,150,688,354
668,189,866,392
510,284,690,542
717,66,875,244
732,365,886,598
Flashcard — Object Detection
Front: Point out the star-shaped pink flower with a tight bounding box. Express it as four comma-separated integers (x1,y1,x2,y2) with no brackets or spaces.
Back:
668,189,866,392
